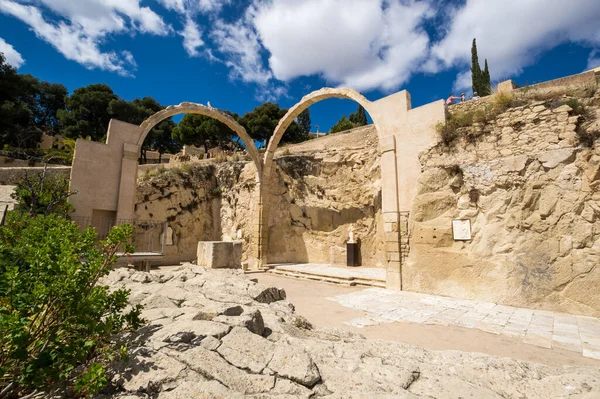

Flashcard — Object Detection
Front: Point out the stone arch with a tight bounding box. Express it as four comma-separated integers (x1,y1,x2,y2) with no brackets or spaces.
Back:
136,103,265,267
138,102,262,174
256,88,397,273
264,88,381,170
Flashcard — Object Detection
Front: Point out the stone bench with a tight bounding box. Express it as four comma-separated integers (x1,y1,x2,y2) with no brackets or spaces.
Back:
197,241,242,269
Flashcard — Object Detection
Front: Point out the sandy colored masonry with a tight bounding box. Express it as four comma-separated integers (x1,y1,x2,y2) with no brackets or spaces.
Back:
70,88,445,290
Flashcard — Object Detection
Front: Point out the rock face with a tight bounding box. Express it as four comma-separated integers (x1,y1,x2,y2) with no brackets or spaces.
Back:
408,96,600,316
135,126,385,268
96,264,600,398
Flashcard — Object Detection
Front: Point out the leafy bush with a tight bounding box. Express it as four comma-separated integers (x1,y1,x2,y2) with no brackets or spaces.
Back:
0,214,143,397
12,171,75,218
330,116,354,134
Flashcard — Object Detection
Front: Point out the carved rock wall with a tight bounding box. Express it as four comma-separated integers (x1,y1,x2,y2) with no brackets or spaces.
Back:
406,95,600,316
135,126,385,268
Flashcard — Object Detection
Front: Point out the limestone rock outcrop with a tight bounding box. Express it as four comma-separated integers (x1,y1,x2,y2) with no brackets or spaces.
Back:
135,126,385,268
86,264,600,398
408,95,600,315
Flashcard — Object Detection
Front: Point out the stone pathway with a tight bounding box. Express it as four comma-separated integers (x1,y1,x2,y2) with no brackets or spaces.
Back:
268,263,386,287
327,288,600,360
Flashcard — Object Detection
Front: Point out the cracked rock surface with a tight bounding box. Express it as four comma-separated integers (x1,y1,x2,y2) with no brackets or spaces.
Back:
94,264,600,398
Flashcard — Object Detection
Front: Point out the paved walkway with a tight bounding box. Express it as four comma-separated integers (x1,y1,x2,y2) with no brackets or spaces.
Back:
327,288,600,360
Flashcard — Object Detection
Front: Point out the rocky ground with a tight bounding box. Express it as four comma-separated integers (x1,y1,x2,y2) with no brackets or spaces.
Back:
90,264,600,398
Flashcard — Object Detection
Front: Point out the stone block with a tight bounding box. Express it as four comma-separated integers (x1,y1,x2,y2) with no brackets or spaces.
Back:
197,241,242,269
538,148,575,169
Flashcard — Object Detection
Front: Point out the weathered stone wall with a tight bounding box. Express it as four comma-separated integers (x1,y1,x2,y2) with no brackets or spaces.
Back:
406,94,600,316
135,126,385,268
135,162,256,265
0,166,71,185
266,143,384,267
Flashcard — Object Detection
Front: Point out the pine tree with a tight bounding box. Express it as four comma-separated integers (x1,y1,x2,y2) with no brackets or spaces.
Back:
296,108,311,135
349,104,368,126
481,59,491,96
471,38,482,95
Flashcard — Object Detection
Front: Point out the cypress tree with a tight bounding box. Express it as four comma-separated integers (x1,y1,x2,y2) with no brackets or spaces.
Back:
471,38,482,95
481,59,491,96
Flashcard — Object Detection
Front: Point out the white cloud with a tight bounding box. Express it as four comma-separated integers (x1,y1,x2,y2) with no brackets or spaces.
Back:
156,0,230,58
157,0,230,15
121,49,137,69
0,36,25,67
588,49,600,70
255,81,289,102
452,70,471,92
0,0,169,75
211,14,272,84
198,0,231,14
430,0,600,88
181,15,204,56
156,0,186,13
247,0,431,92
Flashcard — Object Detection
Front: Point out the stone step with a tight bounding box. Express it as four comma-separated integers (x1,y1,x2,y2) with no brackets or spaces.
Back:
267,267,386,288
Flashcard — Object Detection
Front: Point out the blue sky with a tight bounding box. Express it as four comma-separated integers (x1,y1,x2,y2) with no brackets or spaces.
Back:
1,0,599,132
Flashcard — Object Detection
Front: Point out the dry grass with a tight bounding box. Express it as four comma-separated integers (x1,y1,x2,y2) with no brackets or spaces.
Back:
213,153,227,163
437,91,518,146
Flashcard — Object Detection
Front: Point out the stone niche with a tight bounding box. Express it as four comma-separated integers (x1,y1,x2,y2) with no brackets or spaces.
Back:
197,241,242,269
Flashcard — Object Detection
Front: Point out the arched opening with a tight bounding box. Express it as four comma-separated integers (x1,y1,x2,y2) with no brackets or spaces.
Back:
257,88,391,272
138,102,262,173
128,103,265,266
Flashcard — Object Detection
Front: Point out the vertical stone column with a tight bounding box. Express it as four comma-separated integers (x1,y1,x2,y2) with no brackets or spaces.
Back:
252,180,269,270
248,159,270,270
116,143,140,221
380,136,402,290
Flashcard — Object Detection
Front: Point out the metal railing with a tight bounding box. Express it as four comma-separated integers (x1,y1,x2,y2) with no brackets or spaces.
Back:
71,216,167,254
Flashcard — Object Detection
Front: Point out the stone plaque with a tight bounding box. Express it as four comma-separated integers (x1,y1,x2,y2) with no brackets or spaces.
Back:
452,219,471,241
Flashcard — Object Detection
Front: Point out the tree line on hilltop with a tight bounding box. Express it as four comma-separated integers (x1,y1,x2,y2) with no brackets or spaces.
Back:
0,52,313,163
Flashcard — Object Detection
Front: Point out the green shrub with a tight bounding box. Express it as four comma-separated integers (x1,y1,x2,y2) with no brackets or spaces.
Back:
0,214,143,397
436,110,476,146
436,122,458,146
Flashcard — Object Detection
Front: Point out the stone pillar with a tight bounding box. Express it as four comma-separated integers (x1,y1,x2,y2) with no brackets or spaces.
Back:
380,136,402,290
254,181,269,270
116,143,140,221
498,80,519,93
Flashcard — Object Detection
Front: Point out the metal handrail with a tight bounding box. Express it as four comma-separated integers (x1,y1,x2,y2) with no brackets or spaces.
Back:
71,216,167,254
